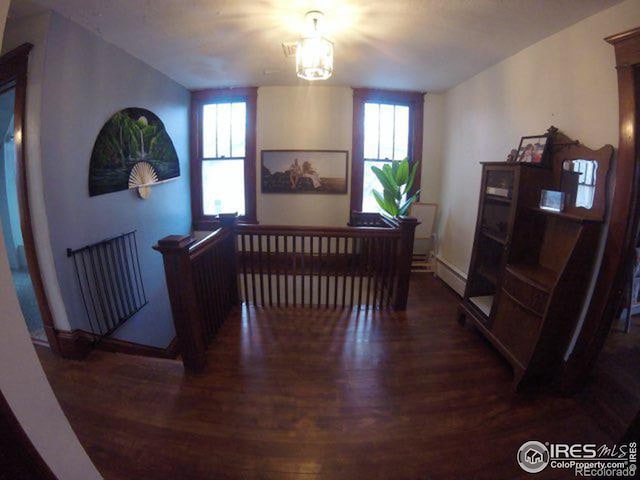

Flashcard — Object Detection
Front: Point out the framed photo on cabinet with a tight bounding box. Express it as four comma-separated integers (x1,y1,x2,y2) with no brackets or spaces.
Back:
515,134,551,167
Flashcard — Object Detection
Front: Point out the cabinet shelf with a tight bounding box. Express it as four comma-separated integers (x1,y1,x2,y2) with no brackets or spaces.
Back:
526,206,592,223
481,229,507,245
505,263,558,293
485,194,512,204
469,295,494,318
478,265,498,285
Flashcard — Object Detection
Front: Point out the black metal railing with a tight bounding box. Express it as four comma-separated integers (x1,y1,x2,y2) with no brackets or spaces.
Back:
67,230,147,339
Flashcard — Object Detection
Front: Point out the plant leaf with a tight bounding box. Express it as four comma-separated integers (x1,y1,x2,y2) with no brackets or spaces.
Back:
384,189,399,216
405,161,420,195
381,164,400,198
391,160,400,178
396,160,409,186
398,190,421,216
371,166,395,193
373,190,395,216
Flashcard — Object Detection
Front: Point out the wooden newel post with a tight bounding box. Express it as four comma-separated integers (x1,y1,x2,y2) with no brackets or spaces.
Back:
218,213,240,305
154,235,207,373
393,216,418,311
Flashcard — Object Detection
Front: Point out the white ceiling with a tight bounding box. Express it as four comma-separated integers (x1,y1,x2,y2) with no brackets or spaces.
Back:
9,0,623,92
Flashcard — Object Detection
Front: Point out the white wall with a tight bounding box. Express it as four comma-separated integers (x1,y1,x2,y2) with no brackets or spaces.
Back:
256,86,353,226
421,93,445,206
437,0,640,274
0,3,101,478
256,86,442,226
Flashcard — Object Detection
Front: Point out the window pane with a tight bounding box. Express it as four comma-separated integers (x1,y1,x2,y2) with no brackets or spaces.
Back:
202,104,217,158
362,160,392,213
363,103,379,159
216,103,231,158
379,104,394,160
231,102,246,158
393,105,409,160
202,160,245,216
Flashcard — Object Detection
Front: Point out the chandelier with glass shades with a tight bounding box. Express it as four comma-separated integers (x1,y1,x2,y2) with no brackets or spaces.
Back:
296,11,334,81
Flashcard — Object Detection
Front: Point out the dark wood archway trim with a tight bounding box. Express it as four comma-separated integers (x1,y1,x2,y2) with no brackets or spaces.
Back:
0,389,58,479
0,44,60,353
560,27,640,391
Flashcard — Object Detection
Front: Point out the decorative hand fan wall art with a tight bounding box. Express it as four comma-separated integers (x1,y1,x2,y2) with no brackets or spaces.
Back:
88,108,180,198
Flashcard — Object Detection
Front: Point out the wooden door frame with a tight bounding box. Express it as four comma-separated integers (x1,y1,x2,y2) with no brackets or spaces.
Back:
0,44,60,353
560,27,640,392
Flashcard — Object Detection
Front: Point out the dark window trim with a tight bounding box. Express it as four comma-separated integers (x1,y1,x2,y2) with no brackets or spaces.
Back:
190,87,258,229
350,88,425,212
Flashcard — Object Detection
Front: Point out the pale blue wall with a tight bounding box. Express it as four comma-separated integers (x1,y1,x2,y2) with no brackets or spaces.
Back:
39,13,191,348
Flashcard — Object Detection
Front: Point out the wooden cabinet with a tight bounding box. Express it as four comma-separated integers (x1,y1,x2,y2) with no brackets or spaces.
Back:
458,129,614,390
461,162,549,328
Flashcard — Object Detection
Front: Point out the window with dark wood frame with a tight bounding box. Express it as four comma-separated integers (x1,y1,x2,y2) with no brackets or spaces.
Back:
351,88,425,212
191,87,257,229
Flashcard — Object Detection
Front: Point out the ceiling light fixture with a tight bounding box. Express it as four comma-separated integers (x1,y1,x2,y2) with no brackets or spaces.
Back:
296,11,334,81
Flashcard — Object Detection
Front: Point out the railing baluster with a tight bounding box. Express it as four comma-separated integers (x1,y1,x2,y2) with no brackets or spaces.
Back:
258,234,265,307
240,234,247,304
284,235,289,307
292,234,297,308
302,235,306,307
213,247,225,329
312,236,317,308
364,238,372,311
202,253,213,337
387,237,398,308
331,237,340,310
207,250,221,333
266,234,273,307
340,237,347,309
249,234,257,306
357,238,364,310
309,236,320,307
349,237,356,309
324,237,329,309
379,238,388,310
276,235,281,308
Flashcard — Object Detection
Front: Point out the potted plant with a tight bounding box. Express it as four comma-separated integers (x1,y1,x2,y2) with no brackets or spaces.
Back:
371,159,421,217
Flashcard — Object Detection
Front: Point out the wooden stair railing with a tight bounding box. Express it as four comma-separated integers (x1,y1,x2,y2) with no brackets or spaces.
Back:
235,216,417,310
156,214,417,372
154,214,239,372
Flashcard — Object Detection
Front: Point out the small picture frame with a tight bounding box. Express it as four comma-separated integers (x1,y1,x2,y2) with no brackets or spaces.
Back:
539,189,565,212
515,134,551,167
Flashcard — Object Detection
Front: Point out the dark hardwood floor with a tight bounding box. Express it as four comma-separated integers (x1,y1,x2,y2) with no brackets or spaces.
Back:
579,314,640,440
37,274,614,479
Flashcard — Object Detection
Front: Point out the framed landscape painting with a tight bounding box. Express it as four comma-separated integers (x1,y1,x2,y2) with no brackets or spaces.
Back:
261,150,348,194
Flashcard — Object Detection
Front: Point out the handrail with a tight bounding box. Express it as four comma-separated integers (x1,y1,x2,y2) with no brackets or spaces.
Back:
236,223,401,238
154,214,239,372
155,213,418,372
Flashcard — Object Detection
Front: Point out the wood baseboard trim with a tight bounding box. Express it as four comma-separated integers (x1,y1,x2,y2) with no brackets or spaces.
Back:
94,335,180,359
55,329,179,360
56,330,93,360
